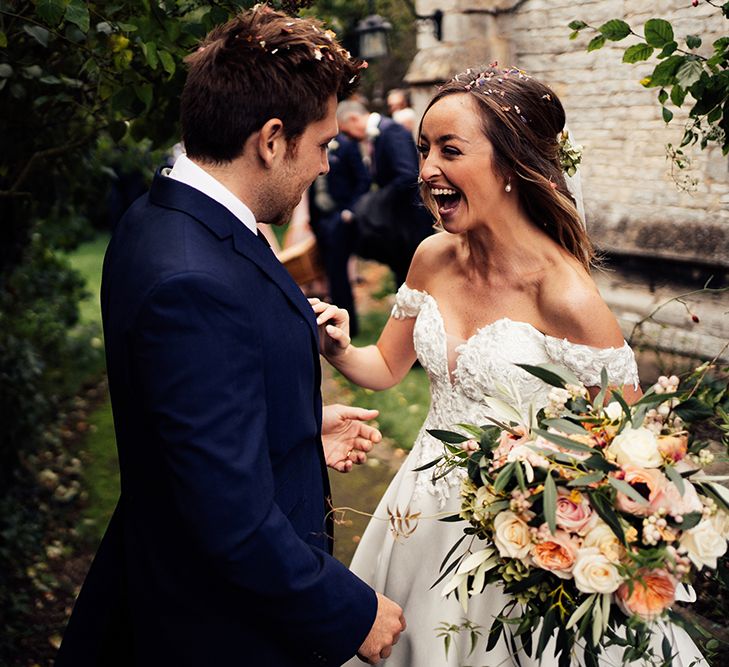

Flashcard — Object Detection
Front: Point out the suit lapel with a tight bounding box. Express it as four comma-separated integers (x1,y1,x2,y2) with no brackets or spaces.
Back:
149,172,319,343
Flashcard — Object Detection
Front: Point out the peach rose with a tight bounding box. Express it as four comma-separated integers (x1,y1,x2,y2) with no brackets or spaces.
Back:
493,511,533,561
657,433,688,463
555,487,593,534
493,426,530,461
656,480,703,517
616,569,676,621
614,466,668,517
531,530,578,579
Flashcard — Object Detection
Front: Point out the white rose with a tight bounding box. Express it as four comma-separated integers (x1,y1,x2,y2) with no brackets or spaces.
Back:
712,510,729,539
493,511,532,560
608,426,663,469
603,401,624,422
680,519,728,570
573,547,623,594
583,520,623,562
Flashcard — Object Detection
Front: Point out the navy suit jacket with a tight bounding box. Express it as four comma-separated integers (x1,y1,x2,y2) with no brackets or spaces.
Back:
326,133,371,213
56,173,377,666
372,116,419,192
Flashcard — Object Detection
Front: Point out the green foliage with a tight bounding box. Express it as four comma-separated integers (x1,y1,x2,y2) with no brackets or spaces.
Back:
569,2,729,163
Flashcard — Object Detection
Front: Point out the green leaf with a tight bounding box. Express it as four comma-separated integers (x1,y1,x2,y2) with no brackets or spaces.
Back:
427,429,469,444
0,31,6,48
108,121,127,143
674,397,715,421
493,462,516,493
658,89,668,104
599,19,631,41
141,41,159,70
608,476,649,506
587,35,606,52
0,63,13,78
134,83,153,110
665,465,685,495
644,18,674,48
515,363,566,388
23,25,50,47
159,49,176,77
544,472,558,535
657,41,678,58
587,35,605,53
686,34,702,50
568,20,588,31
515,459,526,491
542,418,590,435
681,511,703,530
582,453,619,473
623,43,654,64
35,0,66,27
65,0,90,34
589,492,626,544
533,428,594,453
675,59,703,90
662,106,674,123
567,471,605,487
646,55,684,87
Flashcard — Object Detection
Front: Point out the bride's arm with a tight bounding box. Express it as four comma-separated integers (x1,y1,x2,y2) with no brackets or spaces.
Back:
311,300,417,390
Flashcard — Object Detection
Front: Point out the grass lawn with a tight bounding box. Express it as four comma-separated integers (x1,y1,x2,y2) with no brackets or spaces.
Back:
66,234,110,327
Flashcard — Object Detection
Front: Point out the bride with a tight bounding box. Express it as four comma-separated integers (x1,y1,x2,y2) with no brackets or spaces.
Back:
313,66,706,666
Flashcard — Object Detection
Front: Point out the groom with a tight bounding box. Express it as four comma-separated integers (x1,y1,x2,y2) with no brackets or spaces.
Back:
56,6,405,666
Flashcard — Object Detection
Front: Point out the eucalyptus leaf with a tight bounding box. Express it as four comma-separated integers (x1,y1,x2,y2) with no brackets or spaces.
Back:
567,471,605,487
665,465,685,495
608,476,649,506
544,473,558,535
516,363,567,388
543,418,590,435
427,429,469,444
533,428,594,453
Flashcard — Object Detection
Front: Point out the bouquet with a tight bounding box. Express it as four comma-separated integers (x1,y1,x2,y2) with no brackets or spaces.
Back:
425,363,729,667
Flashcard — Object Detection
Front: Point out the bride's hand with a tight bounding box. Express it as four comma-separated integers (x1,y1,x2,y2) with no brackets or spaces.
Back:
309,297,351,358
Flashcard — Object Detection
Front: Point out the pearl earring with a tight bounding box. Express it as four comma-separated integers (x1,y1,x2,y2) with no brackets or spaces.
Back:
504,178,512,193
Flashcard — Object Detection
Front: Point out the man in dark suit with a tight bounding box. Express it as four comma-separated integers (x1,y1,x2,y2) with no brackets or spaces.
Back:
310,131,371,337
56,7,405,667
338,101,433,288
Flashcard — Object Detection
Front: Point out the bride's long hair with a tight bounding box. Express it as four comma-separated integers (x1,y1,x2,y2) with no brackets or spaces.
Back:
418,66,594,271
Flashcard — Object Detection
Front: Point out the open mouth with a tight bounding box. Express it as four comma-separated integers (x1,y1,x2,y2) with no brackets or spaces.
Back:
430,187,462,217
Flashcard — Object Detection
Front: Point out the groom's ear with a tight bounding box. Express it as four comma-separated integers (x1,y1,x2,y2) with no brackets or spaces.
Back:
256,118,287,168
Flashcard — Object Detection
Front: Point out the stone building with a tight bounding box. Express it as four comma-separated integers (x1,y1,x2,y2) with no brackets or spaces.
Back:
404,0,728,362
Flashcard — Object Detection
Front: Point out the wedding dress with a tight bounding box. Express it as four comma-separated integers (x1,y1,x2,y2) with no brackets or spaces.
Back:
344,284,706,667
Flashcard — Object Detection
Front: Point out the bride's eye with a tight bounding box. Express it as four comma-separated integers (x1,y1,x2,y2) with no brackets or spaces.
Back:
442,146,461,157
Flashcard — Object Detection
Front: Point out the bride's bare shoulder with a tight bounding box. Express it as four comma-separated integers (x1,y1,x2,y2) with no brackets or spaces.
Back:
405,232,455,291
539,260,625,348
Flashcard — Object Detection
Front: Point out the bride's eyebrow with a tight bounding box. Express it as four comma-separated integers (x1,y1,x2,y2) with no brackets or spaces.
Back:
435,133,469,144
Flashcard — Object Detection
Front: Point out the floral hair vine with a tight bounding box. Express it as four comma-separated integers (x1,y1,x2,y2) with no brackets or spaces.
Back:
557,130,583,177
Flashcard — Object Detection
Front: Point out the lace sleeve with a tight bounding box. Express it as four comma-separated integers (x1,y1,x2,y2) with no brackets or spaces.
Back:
391,284,429,320
544,339,640,389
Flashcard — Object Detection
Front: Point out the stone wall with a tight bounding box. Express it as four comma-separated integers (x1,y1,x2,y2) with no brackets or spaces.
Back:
405,0,729,267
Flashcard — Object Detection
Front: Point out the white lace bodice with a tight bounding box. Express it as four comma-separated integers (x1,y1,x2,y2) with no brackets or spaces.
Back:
391,284,640,507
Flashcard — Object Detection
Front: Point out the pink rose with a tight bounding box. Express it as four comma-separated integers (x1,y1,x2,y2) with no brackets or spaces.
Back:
555,487,593,534
617,569,676,621
615,466,668,517
531,529,578,579
654,480,703,517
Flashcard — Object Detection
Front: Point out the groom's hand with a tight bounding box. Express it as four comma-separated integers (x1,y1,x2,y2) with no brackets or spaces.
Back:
357,593,406,664
321,404,381,473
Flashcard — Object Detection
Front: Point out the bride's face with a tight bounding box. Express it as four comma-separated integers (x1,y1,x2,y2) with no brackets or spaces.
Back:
418,93,508,233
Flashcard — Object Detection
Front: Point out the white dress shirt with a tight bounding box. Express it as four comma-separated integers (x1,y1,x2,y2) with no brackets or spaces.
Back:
166,154,258,235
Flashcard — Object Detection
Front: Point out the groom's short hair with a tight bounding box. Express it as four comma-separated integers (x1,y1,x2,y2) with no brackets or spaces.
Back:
181,5,363,164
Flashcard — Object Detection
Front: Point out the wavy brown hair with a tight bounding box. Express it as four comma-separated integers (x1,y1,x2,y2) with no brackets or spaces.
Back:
181,5,363,163
419,67,594,270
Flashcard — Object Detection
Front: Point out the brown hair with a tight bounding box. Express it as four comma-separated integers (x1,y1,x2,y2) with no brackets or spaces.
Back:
419,67,594,270
181,5,363,163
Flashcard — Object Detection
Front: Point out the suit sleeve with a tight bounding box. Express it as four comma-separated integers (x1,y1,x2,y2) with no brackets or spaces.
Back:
381,124,420,192
130,271,376,664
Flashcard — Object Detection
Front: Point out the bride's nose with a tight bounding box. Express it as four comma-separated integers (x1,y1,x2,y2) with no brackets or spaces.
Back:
419,155,440,182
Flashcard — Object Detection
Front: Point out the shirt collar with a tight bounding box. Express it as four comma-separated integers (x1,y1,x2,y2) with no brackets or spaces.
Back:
166,154,258,235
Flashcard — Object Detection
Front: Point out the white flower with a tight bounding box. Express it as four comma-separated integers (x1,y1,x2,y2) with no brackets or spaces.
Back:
573,547,623,594
493,511,532,560
607,426,663,469
679,519,728,570
603,401,623,423
582,519,623,562
712,510,729,539
327,138,340,151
